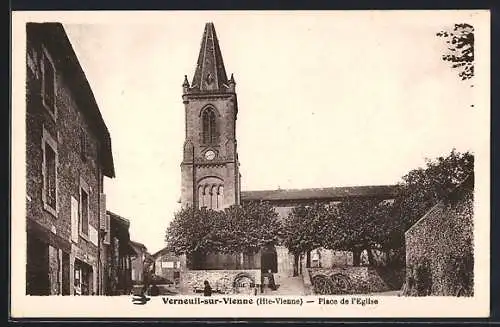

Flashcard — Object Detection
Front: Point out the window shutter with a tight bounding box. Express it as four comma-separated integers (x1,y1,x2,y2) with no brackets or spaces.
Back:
99,193,106,231
104,213,111,245
80,129,88,161
70,196,79,243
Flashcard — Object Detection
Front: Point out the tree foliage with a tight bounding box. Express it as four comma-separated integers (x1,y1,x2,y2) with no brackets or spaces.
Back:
283,200,399,266
395,149,474,230
283,203,332,256
437,23,474,80
165,202,282,256
167,152,474,269
224,201,283,254
282,149,473,267
325,198,400,253
165,206,224,256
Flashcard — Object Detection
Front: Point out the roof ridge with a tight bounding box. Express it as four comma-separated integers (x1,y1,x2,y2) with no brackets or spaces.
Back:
129,240,147,249
241,184,398,193
106,210,130,224
241,185,398,202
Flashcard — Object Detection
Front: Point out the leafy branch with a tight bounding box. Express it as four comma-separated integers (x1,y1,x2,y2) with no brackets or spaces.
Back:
437,23,475,81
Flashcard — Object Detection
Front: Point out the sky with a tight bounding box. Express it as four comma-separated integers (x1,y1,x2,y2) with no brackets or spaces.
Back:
60,11,485,254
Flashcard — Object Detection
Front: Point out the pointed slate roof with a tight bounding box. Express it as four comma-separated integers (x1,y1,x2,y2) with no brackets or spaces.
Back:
190,22,230,93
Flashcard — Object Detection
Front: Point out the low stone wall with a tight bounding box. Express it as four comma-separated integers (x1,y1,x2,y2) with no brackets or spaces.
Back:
404,189,474,296
302,248,387,269
302,264,314,295
308,267,394,295
181,269,261,295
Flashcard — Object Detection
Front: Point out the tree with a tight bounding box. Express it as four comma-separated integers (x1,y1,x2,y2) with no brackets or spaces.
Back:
282,204,308,275
395,149,474,230
283,200,399,268
437,23,474,81
165,202,283,269
223,201,283,254
283,203,333,272
323,198,398,266
164,206,225,268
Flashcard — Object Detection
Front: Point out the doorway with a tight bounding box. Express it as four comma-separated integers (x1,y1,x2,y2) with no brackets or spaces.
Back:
26,234,50,295
74,259,93,295
61,252,71,295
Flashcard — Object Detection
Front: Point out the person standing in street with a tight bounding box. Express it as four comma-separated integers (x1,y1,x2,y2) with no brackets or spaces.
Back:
141,256,153,296
203,280,212,296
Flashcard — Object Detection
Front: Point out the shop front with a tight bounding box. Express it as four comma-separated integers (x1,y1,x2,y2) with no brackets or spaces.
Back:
71,244,98,295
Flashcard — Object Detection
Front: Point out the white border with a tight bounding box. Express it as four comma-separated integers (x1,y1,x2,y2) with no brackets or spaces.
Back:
11,10,490,318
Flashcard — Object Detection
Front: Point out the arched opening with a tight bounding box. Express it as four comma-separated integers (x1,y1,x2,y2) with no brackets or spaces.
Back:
211,185,218,209
204,185,211,209
197,176,224,211
198,186,205,209
217,185,224,209
202,109,217,144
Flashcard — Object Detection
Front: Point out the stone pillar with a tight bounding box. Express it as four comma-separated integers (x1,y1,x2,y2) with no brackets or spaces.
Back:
93,264,98,295
48,245,60,295
58,249,63,294
69,249,75,295
276,246,294,279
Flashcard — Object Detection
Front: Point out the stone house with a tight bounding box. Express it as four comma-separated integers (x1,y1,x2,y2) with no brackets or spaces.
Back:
152,247,182,285
404,174,474,296
129,241,150,284
105,211,135,295
25,23,115,295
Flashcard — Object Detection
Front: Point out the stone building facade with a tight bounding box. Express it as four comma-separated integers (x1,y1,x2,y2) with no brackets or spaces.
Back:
404,174,474,296
152,247,183,285
25,23,115,295
105,211,134,295
130,241,150,284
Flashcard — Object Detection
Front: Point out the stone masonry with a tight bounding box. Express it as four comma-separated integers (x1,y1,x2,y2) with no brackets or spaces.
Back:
26,23,114,295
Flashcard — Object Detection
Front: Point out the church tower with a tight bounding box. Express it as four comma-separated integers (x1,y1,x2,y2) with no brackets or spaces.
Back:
180,22,241,210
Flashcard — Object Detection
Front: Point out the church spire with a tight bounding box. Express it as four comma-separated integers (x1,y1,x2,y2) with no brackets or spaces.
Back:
190,22,229,93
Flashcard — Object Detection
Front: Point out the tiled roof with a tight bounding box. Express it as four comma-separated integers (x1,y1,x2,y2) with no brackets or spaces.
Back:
152,246,173,258
107,210,130,227
129,240,147,251
241,185,398,202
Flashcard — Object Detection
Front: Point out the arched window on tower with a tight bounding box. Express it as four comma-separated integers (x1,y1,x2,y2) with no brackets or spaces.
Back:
198,186,205,209
204,185,211,209
197,177,224,211
211,185,218,209
217,185,224,209
202,109,217,144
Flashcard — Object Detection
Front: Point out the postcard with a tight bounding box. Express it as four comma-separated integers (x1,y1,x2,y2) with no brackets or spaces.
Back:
11,10,490,318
